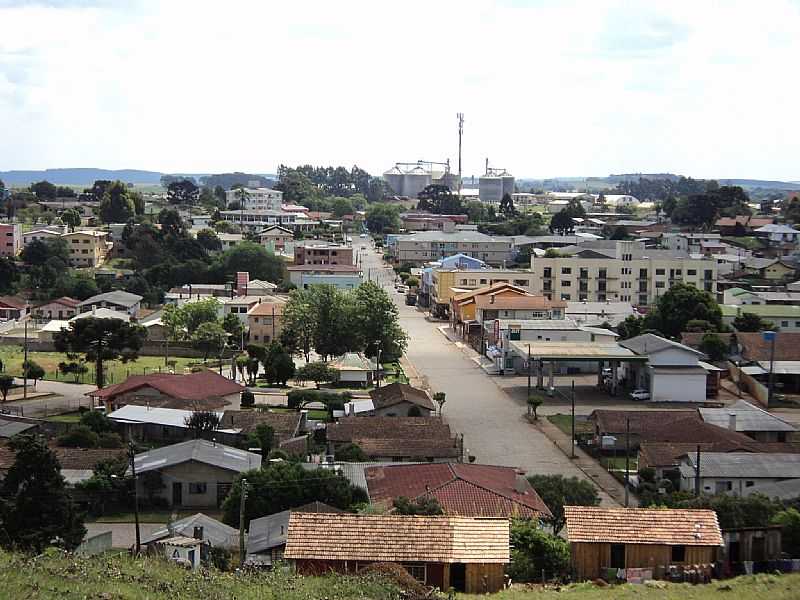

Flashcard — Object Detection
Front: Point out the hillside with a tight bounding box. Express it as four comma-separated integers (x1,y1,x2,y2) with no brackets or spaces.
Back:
0,550,798,599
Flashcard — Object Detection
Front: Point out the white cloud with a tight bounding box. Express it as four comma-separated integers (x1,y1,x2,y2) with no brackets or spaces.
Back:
0,0,799,180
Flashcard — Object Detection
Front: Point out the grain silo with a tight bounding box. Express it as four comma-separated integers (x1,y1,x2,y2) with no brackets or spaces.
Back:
479,173,504,204
383,166,404,196
403,166,432,199
501,172,515,198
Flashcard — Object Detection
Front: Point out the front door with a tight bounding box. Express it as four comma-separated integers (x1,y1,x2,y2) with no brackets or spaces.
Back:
610,544,626,569
450,563,466,592
172,482,183,507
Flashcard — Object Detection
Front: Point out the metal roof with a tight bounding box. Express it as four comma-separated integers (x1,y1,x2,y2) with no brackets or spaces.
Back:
108,405,226,430
739,478,800,501
70,308,130,322
247,509,292,555
131,440,261,475
143,513,238,548
680,452,800,479
77,290,142,308
620,333,705,357
506,340,642,361
700,400,797,432
756,361,800,375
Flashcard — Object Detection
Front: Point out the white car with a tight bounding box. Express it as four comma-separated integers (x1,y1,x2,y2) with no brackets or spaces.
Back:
630,389,650,401
396,285,408,294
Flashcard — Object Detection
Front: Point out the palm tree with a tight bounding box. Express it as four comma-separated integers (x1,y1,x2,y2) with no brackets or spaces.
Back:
235,187,250,230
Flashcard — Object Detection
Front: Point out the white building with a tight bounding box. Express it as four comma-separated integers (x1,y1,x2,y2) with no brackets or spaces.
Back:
225,187,283,211
679,452,800,495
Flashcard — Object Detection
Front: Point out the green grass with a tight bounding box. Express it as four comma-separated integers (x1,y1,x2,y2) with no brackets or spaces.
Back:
547,414,593,437
0,347,200,386
600,455,639,471
45,412,82,423
0,549,402,599
464,574,800,599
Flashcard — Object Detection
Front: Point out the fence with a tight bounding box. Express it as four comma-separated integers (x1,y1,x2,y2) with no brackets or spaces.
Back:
76,531,113,556
726,361,769,406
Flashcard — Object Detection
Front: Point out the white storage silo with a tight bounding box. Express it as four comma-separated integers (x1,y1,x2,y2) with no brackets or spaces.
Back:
403,166,432,199
479,174,503,203
383,166,405,196
501,173,515,198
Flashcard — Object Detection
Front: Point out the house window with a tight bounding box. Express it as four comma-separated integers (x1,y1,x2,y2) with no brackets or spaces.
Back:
782,321,790,327
687,269,697,276
562,280,571,287
745,481,755,487
671,545,686,562
561,267,571,275
402,563,427,583
189,483,207,494
656,269,665,276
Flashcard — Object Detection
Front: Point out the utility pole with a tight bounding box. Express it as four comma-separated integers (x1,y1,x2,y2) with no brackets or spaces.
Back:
239,478,248,566
765,330,776,406
695,445,701,496
624,417,630,508
23,316,28,400
571,380,576,459
456,113,464,198
128,441,141,555
526,344,531,402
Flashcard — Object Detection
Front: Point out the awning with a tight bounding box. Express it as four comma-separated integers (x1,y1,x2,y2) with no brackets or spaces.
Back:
757,361,800,376
506,340,645,362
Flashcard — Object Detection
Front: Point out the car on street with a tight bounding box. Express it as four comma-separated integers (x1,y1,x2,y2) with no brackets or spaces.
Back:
630,389,650,401
396,284,408,294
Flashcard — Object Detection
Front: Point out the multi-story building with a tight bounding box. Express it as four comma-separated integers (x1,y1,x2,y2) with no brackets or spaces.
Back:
529,240,718,306
259,226,294,253
430,268,537,314
225,187,283,211
390,231,514,266
247,302,285,344
0,223,22,257
219,210,297,232
293,241,353,266
63,230,110,267
22,227,64,246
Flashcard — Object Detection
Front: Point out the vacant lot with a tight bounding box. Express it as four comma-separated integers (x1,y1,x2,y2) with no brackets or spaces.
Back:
0,346,198,385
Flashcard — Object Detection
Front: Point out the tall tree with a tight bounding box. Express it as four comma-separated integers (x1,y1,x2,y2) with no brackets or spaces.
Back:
167,179,200,205
549,210,575,235
99,181,135,223
0,435,86,552
732,312,774,332
60,207,81,232
0,258,19,295
196,228,222,252
211,241,285,283
526,474,600,535
184,410,221,439
645,283,722,338
192,321,227,361
157,208,187,238
499,193,516,217
282,290,316,362
353,281,407,361
54,318,146,388
365,203,400,234
30,180,57,199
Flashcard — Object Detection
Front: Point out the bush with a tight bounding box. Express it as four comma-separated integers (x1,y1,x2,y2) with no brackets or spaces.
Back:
58,425,99,448
335,443,367,462
80,410,113,434
287,389,348,409
267,449,289,461
240,390,255,408
98,432,123,448
508,520,570,582
209,546,233,571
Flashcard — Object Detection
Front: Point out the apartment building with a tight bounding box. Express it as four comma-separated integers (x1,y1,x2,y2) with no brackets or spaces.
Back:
0,223,22,257
529,240,717,306
431,268,536,310
219,210,297,232
63,230,110,267
390,231,514,266
225,187,283,211
247,302,284,344
293,241,353,266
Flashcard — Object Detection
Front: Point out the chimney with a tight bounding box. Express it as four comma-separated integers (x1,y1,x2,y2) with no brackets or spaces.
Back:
193,526,203,541
728,413,737,431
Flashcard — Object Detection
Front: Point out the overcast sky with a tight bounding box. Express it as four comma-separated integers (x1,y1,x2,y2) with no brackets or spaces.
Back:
1,0,799,181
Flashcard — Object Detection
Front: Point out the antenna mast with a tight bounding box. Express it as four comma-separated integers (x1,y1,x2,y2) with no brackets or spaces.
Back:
457,112,464,197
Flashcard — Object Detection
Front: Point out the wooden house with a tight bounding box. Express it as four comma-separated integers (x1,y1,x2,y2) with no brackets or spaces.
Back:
564,506,723,581
721,526,782,576
283,513,509,593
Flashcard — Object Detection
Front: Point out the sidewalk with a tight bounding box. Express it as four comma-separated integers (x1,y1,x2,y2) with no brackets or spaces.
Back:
534,416,637,507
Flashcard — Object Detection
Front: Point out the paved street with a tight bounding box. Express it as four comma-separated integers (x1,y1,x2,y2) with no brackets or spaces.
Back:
358,244,618,505
3,379,96,417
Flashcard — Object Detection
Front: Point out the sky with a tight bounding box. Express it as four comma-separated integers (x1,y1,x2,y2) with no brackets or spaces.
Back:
1,0,799,181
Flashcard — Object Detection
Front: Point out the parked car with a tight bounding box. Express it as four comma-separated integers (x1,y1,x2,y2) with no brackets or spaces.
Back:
630,389,650,401
396,284,408,294
405,293,417,306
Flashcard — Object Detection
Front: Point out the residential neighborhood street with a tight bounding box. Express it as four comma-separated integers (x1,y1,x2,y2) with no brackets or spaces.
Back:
359,245,619,505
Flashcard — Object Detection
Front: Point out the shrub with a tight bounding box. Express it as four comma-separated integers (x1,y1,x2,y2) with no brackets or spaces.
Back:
335,443,367,462
80,410,113,434
508,520,570,582
58,425,99,448
98,432,123,448
392,496,443,515
240,390,255,408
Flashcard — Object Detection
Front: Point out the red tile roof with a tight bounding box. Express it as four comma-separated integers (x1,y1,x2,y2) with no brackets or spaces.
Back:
474,295,567,310
247,302,285,316
37,296,80,309
90,370,244,409
0,296,27,309
365,463,552,519
591,410,697,435
369,383,435,411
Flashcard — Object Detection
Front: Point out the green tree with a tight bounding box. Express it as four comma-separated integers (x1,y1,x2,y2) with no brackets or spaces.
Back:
353,281,407,361
192,321,227,361
99,181,135,223
222,312,245,343
251,423,274,460
307,285,358,359
54,318,146,389
60,207,81,232
196,228,222,252
365,203,400,234
184,410,221,439
295,361,339,388
733,312,774,332
129,189,145,215
0,258,19,294
263,342,295,386
674,493,781,529
58,359,88,383
616,315,646,340
699,333,728,361
331,196,354,218
157,208,187,238
508,519,570,582
772,508,800,557
22,360,44,388
222,462,367,527
75,454,129,515
392,496,444,515
30,180,57,199
179,297,220,331
282,290,316,361
549,210,575,235
526,474,600,535
80,410,113,434
0,435,86,552
645,283,722,338
57,425,100,448
335,442,367,462
167,179,200,205
211,241,285,284
499,193,516,217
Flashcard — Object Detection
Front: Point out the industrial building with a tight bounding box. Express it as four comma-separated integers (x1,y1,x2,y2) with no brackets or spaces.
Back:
383,160,459,198
479,165,515,204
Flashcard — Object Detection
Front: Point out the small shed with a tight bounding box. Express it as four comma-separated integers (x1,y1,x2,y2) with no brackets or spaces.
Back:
721,526,783,575
564,506,723,581
283,513,510,593
161,536,204,570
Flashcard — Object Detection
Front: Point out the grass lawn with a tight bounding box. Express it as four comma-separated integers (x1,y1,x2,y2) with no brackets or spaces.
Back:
0,346,201,386
45,411,82,423
601,455,639,471
547,414,593,437
465,574,800,599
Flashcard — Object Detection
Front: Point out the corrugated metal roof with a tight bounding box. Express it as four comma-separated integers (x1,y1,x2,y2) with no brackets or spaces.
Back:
131,440,261,475
620,333,705,357
740,478,800,501
0,418,37,438
507,340,640,361
108,405,226,429
682,452,800,478
77,290,142,308
700,400,797,433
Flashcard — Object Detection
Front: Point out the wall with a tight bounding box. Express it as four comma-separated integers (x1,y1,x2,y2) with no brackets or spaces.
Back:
464,563,505,594
647,348,701,368
650,370,707,402
142,461,254,508
75,530,113,556
571,542,716,580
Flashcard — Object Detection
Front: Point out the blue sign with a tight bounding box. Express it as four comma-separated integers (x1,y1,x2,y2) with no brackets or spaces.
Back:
763,331,776,342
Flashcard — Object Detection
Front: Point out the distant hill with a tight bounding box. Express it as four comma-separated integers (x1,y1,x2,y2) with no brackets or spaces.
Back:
0,168,164,186
516,174,800,192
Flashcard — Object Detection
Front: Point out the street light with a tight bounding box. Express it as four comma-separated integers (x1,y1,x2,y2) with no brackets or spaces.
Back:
127,441,141,554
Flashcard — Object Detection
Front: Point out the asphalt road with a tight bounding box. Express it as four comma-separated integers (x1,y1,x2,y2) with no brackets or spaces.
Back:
358,244,610,489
